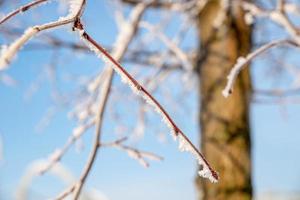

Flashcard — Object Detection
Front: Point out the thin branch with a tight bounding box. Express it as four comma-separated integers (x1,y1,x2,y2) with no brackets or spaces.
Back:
277,0,285,12
54,185,75,200
0,0,49,25
38,119,95,175
140,21,193,71
72,67,114,200
62,4,149,199
222,39,299,97
101,137,163,168
0,0,86,70
74,19,218,182
242,1,300,44
1,0,219,192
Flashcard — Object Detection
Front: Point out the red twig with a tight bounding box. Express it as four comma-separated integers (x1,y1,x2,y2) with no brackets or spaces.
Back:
74,19,219,182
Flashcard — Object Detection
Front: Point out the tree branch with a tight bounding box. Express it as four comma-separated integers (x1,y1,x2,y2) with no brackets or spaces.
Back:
223,39,299,97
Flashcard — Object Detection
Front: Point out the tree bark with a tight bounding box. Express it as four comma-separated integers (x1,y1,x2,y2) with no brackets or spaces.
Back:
195,1,252,199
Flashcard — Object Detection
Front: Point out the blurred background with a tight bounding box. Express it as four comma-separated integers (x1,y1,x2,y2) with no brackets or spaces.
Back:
0,0,300,199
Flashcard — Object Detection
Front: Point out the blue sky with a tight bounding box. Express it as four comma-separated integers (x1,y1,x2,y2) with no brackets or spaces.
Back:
0,1,300,199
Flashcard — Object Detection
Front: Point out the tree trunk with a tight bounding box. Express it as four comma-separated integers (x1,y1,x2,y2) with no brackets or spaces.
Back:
195,1,252,200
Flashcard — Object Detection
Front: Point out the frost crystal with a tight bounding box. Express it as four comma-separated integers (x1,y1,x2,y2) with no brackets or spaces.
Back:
58,0,84,21
68,0,83,17
141,94,177,140
198,166,218,183
178,135,191,152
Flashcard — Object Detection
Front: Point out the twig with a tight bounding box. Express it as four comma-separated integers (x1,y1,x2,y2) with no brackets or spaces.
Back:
65,4,149,199
101,137,163,168
0,0,86,70
222,39,298,97
140,21,193,71
54,185,75,200
38,119,95,175
74,18,218,182
242,1,300,44
72,67,113,200
0,0,49,25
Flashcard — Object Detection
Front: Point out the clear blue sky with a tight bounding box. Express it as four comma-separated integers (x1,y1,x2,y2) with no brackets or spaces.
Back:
0,1,300,199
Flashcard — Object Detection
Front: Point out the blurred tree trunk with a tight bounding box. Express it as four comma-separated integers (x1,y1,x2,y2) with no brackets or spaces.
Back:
195,1,252,200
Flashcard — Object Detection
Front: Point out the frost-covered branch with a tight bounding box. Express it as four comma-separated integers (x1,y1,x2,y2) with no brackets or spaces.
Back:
0,0,86,70
140,21,193,71
223,39,298,97
101,137,163,168
16,161,74,200
223,0,300,97
55,3,150,199
0,0,49,25
72,68,113,200
73,18,219,182
38,119,95,175
242,1,300,43
1,1,219,197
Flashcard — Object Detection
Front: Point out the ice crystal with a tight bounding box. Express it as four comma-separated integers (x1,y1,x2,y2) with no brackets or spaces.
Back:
198,167,218,183
178,135,191,152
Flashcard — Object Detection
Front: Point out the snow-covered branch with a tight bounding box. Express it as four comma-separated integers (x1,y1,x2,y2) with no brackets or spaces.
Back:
0,0,86,70
223,39,299,98
223,0,300,97
73,18,218,183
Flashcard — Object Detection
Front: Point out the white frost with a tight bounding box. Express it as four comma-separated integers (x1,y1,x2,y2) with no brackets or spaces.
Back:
222,56,247,98
76,21,219,183
58,0,84,21
72,125,85,139
0,27,38,70
178,134,191,152
198,167,218,183
0,0,85,71
48,149,62,162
